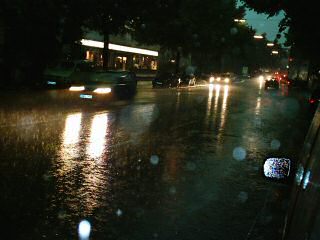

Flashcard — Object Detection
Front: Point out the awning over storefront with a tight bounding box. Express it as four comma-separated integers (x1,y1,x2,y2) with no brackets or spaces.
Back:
80,39,158,57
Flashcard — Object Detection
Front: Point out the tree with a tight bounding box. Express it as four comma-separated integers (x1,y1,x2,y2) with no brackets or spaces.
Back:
241,0,320,70
132,0,261,74
1,0,87,88
131,0,189,73
83,0,143,69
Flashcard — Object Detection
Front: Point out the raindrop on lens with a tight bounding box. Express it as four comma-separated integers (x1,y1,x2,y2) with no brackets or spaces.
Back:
230,27,238,35
270,139,281,150
233,147,246,161
238,191,248,203
186,161,196,171
150,155,160,165
116,209,123,217
78,220,91,240
169,186,177,195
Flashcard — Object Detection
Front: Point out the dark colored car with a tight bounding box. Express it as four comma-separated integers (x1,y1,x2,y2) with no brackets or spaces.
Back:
69,69,137,100
265,77,279,89
178,73,196,87
152,72,196,88
152,72,180,88
309,88,320,109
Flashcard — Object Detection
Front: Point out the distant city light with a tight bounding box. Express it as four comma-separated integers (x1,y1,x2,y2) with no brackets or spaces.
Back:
80,39,159,56
272,51,279,55
267,43,274,47
254,35,263,39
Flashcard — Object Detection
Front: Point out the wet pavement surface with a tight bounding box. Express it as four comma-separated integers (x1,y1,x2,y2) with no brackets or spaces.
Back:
0,79,314,239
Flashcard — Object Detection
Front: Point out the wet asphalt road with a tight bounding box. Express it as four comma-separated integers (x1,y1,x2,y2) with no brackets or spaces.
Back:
0,79,313,239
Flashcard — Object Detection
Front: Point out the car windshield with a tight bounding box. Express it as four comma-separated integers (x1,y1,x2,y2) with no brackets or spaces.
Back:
88,71,127,82
1,1,320,240
58,61,75,70
156,71,174,78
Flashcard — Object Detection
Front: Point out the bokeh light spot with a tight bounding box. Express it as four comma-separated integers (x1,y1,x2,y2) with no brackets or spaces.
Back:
233,147,246,161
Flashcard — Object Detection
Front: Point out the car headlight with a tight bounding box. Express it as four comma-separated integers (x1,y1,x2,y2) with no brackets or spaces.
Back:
224,78,230,83
259,75,264,81
209,77,215,83
69,86,85,91
216,77,221,82
267,75,272,80
93,88,112,94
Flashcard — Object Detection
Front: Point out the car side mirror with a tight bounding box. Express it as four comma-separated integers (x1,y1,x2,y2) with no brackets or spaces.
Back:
263,158,291,180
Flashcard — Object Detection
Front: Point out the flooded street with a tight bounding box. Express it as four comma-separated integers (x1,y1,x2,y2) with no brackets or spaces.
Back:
0,79,312,239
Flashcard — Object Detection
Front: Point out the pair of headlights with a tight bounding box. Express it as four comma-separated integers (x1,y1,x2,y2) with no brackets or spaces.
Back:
69,86,111,94
209,77,230,83
259,75,272,81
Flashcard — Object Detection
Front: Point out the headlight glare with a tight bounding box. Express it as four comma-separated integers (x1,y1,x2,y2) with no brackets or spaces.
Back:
93,88,112,94
69,86,85,91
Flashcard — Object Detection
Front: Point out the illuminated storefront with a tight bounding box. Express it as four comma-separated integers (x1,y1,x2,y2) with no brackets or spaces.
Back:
81,39,159,71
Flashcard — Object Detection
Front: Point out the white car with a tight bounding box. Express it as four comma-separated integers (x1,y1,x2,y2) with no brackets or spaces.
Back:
209,73,236,84
69,67,137,100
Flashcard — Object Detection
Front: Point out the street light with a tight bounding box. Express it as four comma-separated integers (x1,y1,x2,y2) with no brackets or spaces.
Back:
234,19,246,23
267,43,274,47
254,35,263,39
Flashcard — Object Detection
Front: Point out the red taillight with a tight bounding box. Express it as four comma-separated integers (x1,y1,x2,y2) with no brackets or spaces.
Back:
310,99,316,104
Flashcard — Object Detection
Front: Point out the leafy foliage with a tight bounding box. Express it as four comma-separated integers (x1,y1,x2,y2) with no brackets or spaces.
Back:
241,0,320,63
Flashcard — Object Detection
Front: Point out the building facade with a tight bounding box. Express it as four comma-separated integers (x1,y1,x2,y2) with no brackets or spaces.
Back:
81,32,159,73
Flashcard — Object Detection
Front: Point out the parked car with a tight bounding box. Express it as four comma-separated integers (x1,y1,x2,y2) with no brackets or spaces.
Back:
152,72,196,88
265,77,279,89
69,68,137,100
43,60,91,88
178,73,196,87
152,72,180,88
263,105,320,239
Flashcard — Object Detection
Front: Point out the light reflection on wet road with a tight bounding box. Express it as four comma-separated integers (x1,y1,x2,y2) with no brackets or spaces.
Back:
0,79,313,239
